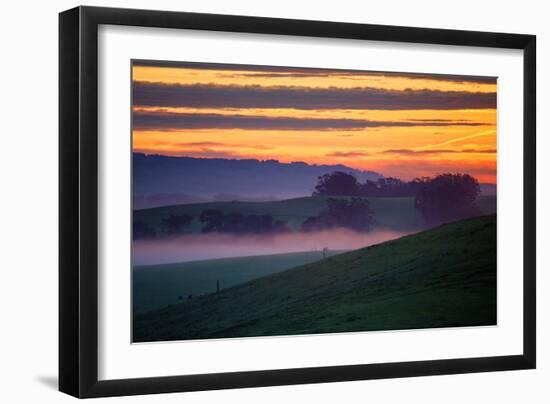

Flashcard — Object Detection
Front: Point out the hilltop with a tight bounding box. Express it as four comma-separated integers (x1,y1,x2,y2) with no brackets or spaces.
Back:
133,153,381,208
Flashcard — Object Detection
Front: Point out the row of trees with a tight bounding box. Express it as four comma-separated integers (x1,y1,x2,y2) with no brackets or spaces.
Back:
313,171,481,225
314,171,484,201
314,171,425,197
133,210,290,239
301,198,372,232
199,210,289,234
133,214,193,239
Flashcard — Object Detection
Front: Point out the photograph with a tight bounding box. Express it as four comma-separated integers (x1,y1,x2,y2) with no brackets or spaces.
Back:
130,60,498,343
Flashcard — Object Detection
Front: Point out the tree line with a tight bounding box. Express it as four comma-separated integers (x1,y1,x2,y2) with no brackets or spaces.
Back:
133,211,290,239
133,170,481,239
314,171,426,197
313,171,481,225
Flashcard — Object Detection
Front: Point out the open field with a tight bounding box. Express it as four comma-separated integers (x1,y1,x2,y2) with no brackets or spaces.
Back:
134,214,497,342
133,195,496,234
133,250,344,314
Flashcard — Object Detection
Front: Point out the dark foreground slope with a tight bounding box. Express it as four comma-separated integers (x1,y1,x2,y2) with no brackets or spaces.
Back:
133,215,497,342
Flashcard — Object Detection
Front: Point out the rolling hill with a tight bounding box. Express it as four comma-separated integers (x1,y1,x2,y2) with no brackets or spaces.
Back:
133,195,497,234
133,153,381,208
133,214,497,342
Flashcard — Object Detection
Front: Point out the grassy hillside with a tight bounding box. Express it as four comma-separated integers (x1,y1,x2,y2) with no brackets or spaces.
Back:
133,195,496,234
133,250,344,314
134,214,497,342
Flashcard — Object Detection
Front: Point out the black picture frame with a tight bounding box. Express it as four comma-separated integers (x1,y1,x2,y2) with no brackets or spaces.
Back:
59,6,536,398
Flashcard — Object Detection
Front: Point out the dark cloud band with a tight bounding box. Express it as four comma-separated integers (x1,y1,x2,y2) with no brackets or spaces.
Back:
382,148,497,155
326,151,371,157
133,83,496,111
133,111,490,131
133,60,496,85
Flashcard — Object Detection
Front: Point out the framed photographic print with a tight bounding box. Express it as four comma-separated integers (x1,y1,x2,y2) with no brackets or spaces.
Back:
59,6,536,398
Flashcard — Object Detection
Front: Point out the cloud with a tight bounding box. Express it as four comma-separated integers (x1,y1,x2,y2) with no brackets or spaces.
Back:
227,72,496,85
381,148,497,155
382,149,456,155
132,60,495,85
180,141,225,147
177,142,273,150
326,150,371,157
158,147,242,159
416,130,496,149
132,82,497,110
460,148,497,153
133,110,490,131
407,118,472,122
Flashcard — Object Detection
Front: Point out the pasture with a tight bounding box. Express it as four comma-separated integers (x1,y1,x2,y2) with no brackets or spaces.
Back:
134,214,497,342
133,250,343,314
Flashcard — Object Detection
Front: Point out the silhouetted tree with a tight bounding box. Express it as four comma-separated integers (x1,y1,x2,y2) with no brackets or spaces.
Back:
272,219,291,233
378,177,405,195
223,212,246,233
414,173,480,225
302,198,372,232
159,214,193,235
242,214,276,234
408,177,430,196
133,221,156,239
359,176,427,197
200,209,225,232
199,210,290,234
361,179,380,196
313,171,362,196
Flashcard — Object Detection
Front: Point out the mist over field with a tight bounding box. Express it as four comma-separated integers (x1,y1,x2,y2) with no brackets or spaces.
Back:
131,61,498,340
133,228,410,266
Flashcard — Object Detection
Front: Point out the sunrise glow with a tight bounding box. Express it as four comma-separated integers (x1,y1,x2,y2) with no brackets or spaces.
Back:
132,61,497,183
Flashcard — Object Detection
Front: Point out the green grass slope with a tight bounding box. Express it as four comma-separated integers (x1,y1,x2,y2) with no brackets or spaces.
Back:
134,214,497,342
133,195,496,233
133,250,344,314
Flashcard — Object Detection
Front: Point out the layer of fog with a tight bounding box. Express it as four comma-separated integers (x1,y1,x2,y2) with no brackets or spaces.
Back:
133,229,412,266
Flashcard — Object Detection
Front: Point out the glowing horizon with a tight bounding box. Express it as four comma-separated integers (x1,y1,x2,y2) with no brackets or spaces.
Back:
132,61,497,183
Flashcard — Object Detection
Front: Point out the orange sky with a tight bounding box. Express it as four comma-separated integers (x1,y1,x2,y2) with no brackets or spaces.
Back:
132,62,497,183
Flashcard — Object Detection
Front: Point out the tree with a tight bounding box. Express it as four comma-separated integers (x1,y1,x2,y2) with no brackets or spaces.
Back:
159,214,193,235
359,177,425,197
223,212,246,233
199,210,290,234
361,179,380,196
313,171,361,196
377,177,405,196
414,173,480,225
302,197,372,232
132,221,156,240
407,177,430,197
200,209,225,232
